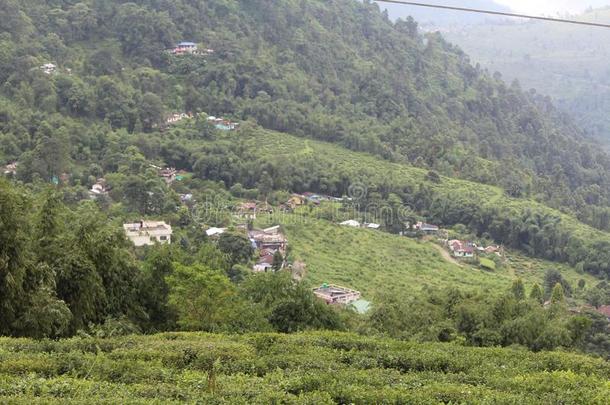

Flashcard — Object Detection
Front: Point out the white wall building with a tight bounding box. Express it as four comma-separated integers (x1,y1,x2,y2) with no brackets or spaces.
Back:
124,221,173,247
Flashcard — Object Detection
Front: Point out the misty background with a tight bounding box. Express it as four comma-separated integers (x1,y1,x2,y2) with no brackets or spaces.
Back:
376,0,610,141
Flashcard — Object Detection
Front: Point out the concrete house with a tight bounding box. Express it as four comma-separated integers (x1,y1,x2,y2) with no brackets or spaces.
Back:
124,221,173,247
414,222,440,234
3,162,17,176
340,220,361,228
449,240,474,258
172,42,198,55
314,284,361,305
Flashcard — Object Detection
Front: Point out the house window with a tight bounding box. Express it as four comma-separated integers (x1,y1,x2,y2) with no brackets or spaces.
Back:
160,236,168,241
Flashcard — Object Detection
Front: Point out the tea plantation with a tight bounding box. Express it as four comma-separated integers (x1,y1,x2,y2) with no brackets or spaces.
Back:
1,332,608,404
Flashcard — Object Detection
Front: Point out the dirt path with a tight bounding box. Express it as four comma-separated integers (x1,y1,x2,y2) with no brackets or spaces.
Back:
432,243,462,267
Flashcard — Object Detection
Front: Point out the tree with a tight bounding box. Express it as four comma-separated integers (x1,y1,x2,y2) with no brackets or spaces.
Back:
167,264,236,331
551,283,565,305
217,233,254,266
544,269,572,298
272,250,283,271
0,180,31,335
139,92,164,132
530,283,544,304
511,278,525,300
141,247,176,331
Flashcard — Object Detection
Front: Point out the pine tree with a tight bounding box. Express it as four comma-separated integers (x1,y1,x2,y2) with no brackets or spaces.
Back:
551,283,565,304
530,283,544,304
511,278,525,300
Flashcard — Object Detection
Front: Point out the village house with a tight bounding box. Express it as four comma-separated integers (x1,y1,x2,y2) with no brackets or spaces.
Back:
171,42,198,55
313,283,361,305
89,178,108,199
414,222,440,234
123,221,173,247
40,63,57,75
449,240,475,258
365,223,381,229
206,227,226,237
207,116,239,131
249,226,287,252
249,225,287,272
286,194,307,209
3,162,17,176
180,193,193,203
236,201,258,219
166,112,192,125
159,167,177,184
340,220,361,228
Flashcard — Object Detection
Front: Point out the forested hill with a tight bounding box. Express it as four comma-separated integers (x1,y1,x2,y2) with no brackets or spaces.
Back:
2,0,610,230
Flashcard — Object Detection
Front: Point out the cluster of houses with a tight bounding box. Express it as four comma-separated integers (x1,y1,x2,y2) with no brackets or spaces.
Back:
123,220,173,247
166,112,193,125
249,225,287,272
448,239,502,259
169,42,215,56
148,166,189,185
340,220,381,229
40,63,57,75
207,116,239,131
283,193,343,210
3,162,17,176
40,63,71,75
162,112,239,131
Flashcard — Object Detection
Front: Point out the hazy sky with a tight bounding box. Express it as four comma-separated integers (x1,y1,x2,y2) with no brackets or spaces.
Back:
496,0,610,15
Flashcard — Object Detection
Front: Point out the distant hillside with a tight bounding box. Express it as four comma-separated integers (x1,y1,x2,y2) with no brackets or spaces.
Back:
377,0,509,27
444,7,610,140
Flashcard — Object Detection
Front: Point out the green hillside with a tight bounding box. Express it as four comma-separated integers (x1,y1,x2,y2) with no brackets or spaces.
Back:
1,331,609,404
198,126,610,279
255,212,597,300
2,0,610,233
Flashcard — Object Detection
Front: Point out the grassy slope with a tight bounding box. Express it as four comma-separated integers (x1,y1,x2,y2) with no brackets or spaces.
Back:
255,212,597,301
0,332,608,403
231,127,610,242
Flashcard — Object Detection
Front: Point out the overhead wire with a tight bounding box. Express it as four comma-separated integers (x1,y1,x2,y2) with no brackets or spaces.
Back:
376,1,610,28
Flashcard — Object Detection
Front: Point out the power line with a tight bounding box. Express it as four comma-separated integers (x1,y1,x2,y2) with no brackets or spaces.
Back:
376,1,610,29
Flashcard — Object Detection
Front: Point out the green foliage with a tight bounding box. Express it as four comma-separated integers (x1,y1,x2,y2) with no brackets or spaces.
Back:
0,331,608,403
512,278,526,300
167,264,237,332
551,283,566,305
530,283,544,304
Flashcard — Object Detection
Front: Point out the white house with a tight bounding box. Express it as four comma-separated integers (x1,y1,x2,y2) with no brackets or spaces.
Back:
340,220,361,227
124,221,173,247
366,223,381,229
41,63,57,74
89,179,108,199
3,162,17,176
206,227,226,237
